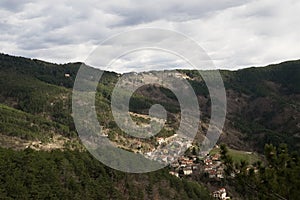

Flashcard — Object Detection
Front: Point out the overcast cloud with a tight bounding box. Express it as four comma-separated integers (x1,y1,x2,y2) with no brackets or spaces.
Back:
1,0,300,72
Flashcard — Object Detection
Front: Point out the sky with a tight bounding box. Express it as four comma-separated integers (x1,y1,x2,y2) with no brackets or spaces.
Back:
1,0,300,73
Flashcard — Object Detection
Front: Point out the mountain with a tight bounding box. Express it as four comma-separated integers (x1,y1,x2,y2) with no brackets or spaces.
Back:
0,53,212,200
0,53,299,199
221,61,300,152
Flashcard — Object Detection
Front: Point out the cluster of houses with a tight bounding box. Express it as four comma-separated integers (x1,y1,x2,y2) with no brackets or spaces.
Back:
131,134,232,199
168,153,231,199
212,188,231,199
203,153,225,179
169,155,199,177
167,147,226,180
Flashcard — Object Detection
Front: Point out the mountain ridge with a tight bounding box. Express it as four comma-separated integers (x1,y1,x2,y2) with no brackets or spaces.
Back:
0,52,299,153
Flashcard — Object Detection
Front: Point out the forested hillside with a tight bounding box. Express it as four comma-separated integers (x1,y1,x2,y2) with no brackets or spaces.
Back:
0,53,299,199
0,147,212,200
0,53,212,199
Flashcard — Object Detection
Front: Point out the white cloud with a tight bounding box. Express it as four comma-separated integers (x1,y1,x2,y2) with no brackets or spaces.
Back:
0,0,300,72
107,49,192,73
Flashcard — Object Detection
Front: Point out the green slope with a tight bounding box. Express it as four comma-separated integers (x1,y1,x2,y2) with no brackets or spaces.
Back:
0,147,212,200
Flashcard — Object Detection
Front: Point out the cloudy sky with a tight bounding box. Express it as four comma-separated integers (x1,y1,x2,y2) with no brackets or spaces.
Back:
1,0,300,72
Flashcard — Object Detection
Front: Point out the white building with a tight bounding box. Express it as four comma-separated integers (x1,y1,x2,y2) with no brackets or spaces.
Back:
183,167,193,175
212,188,230,199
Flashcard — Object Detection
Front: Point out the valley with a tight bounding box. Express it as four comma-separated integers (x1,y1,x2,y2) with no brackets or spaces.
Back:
0,53,299,199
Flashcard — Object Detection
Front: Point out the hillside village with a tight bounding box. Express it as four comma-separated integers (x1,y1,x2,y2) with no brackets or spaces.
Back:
168,147,225,179
167,144,232,199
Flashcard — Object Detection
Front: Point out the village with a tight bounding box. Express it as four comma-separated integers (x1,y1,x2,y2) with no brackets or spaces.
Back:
98,130,254,199
133,133,234,199
99,117,246,200
166,144,231,200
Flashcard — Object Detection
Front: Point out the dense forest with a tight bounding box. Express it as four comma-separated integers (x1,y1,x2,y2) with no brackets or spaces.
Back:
0,147,212,200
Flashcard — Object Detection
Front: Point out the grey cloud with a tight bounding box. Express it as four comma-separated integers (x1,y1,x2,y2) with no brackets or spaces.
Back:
0,22,13,34
9,1,114,51
108,0,250,27
0,0,33,12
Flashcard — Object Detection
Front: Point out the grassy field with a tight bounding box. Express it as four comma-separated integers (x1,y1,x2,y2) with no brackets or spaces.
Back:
210,147,261,164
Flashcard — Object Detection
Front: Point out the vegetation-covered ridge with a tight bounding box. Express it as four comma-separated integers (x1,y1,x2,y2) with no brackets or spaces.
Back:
0,52,300,152
0,53,299,199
